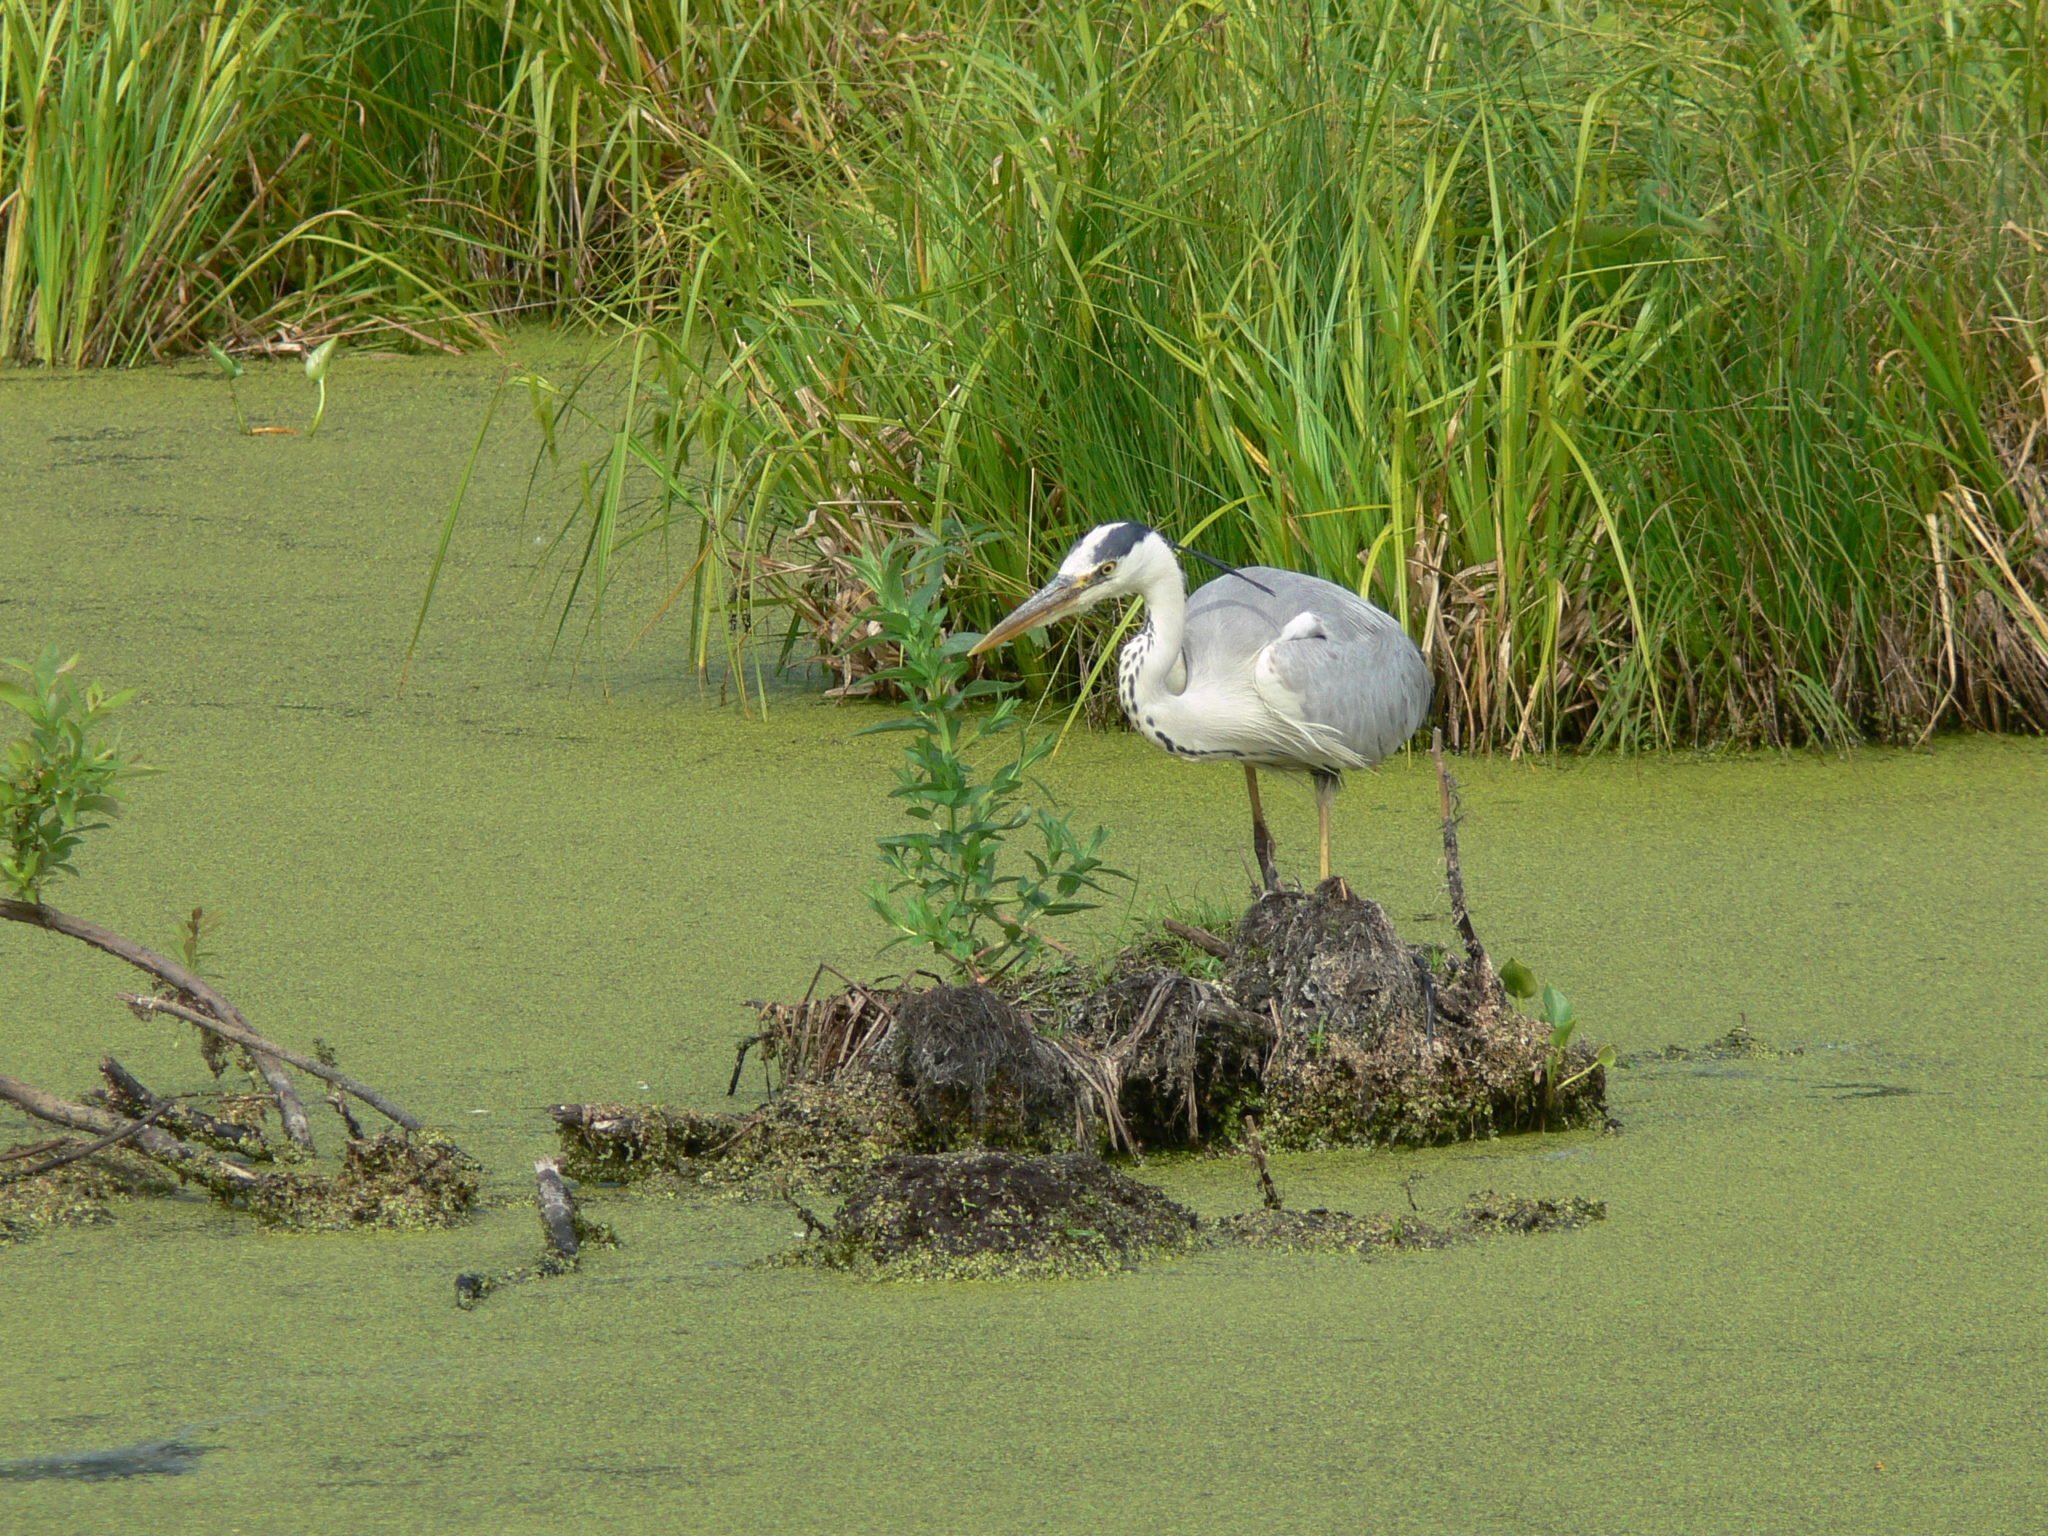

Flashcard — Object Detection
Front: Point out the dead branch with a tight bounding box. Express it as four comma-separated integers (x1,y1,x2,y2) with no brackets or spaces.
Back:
0,1100,172,1184
0,898,314,1150
1429,728,1490,973
116,992,425,1135
0,1073,261,1193
534,1158,580,1259
99,1056,272,1160
1162,918,1231,959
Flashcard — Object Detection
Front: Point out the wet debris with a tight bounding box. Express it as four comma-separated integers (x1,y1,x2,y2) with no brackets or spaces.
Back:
1620,1020,1801,1066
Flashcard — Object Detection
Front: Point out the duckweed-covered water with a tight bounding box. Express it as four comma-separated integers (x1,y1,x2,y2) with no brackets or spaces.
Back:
2,348,2045,1531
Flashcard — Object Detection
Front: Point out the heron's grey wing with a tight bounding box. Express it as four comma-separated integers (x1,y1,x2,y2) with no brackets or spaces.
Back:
1187,569,1430,767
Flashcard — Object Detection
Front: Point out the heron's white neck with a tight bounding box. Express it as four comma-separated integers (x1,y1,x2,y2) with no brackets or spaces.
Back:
1115,552,1201,754
1130,558,1187,699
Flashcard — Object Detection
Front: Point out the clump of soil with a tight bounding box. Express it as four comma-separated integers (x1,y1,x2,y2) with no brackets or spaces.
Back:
243,1133,481,1231
782,1150,1201,1281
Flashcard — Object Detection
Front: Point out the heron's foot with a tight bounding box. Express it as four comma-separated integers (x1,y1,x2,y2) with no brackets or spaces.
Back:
1252,825,1282,894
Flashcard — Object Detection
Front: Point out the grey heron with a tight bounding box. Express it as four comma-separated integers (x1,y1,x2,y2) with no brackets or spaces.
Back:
969,521,1432,891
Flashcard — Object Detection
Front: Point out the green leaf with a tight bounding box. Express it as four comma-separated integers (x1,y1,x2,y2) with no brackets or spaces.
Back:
1541,983,1575,1030
1499,959,1539,999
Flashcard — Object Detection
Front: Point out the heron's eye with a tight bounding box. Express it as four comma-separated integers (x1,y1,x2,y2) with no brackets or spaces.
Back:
1097,560,1119,578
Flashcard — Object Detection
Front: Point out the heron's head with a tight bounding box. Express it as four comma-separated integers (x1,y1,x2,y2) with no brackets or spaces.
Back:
968,522,1176,656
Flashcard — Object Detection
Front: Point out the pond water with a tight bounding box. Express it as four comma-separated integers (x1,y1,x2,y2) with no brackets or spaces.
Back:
2,346,2044,1531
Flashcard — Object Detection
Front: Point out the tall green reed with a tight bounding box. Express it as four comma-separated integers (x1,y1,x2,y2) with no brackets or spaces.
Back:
488,0,2044,749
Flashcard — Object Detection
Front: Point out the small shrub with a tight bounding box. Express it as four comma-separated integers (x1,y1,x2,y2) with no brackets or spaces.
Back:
0,649,144,901
854,538,1121,979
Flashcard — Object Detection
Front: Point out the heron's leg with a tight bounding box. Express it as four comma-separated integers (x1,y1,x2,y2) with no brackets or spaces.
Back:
1245,765,1281,893
1314,770,1338,883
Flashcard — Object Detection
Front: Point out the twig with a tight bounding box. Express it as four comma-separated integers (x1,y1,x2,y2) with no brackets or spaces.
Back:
117,993,424,1135
0,898,315,1150
1241,1113,1283,1211
1429,729,1490,973
0,1074,261,1192
1162,918,1231,959
534,1158,580,1260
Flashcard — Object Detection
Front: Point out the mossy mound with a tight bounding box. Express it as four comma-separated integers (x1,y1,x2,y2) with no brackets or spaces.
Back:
244,1133,480,1230
554,882,1608,1186
782,1150,1201,1280
1,1148,176,1242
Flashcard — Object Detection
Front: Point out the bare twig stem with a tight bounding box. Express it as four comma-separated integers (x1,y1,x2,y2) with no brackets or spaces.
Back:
1241,1113,1283,1211
0,898,315,1150
1429,729,1490,973
0,1074,261,1192
117,993,423,1135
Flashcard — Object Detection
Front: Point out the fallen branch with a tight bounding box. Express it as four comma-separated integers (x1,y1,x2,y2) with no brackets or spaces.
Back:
1162,918,1231,959
0,898,314,1150
99,1056,272,1160
117,993,424,1135
0,1074,262,1193
0,1100,173,1184
534,1158,580,1260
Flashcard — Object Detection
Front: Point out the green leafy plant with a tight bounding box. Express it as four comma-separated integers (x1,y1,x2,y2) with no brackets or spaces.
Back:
207,342,251,435
1500,959,1614,1127
0,649,144,901
854,538,1120,980
304,338,340,436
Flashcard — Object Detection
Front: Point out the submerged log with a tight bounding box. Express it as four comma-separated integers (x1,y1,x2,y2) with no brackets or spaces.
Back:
0,1073,262,1194
534,1158,580,1259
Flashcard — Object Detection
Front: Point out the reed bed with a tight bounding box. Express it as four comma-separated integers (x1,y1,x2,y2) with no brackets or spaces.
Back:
8,0,2046,748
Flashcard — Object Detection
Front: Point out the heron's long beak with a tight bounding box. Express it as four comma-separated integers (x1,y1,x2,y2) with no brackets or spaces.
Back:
968,574,1089,656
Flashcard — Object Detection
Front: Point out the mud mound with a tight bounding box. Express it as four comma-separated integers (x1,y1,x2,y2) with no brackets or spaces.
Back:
892,985,1090,1149
785,1151,1201,1280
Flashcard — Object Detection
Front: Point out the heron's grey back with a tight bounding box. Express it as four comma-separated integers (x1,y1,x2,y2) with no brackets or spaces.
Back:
1184,567,1432,767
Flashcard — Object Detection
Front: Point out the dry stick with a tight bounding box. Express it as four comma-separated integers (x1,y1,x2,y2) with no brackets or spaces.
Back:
1428,729,1490,973
0,1074,261,1192
1162,918,1231,960
117,993,424,1135
0,899,315,1151
534,1158,580,1260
